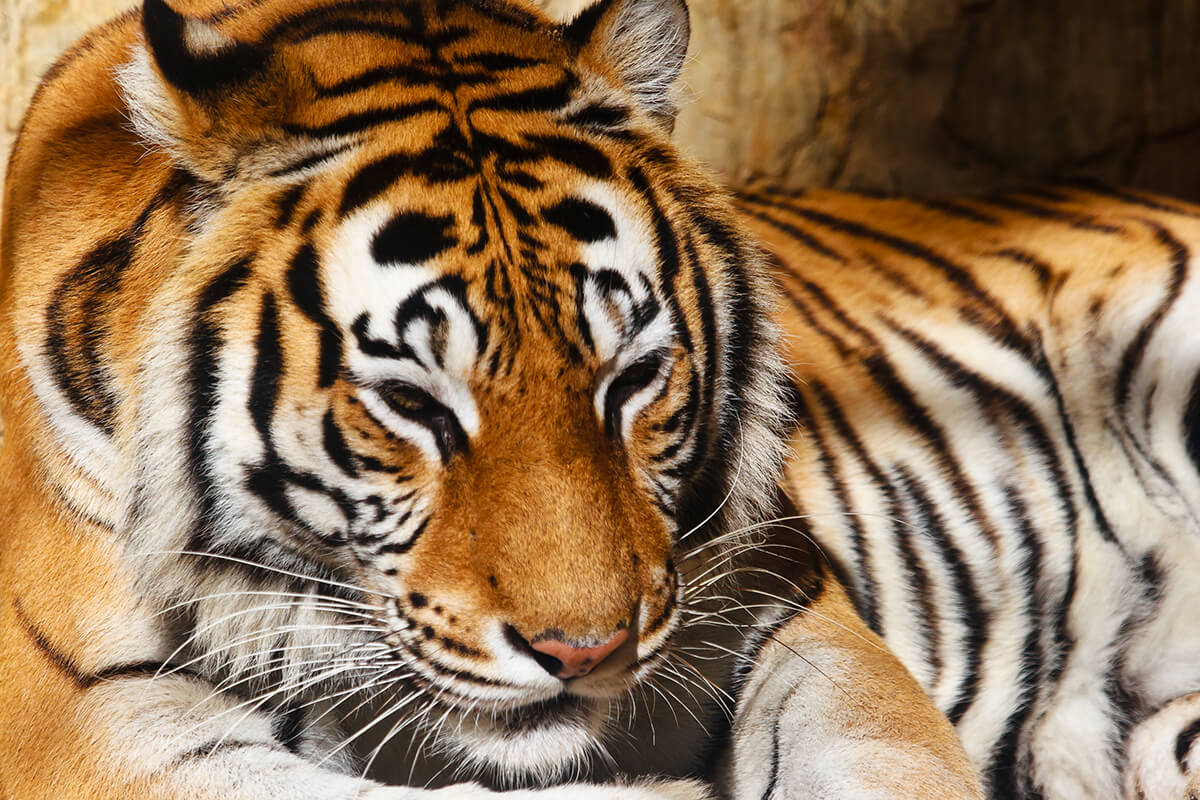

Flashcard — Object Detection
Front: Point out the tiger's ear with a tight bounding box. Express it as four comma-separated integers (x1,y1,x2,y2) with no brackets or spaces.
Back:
141,0,267,96
565,0,690,129
118,0,270,175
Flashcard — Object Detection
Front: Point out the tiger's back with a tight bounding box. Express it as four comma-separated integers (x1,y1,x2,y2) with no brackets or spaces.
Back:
748,186,1200,799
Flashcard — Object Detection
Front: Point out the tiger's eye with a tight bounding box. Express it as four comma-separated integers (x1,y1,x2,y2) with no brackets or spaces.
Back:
384,386,434,414
376,383,469,463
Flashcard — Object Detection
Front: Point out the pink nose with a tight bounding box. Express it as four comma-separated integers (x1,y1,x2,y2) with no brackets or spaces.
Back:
530,629,629,679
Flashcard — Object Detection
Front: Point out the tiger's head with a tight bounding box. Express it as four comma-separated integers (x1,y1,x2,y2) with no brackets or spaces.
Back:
105,0,789,783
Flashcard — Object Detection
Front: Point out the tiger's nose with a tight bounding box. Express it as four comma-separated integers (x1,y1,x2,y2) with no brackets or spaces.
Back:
528,629,629,680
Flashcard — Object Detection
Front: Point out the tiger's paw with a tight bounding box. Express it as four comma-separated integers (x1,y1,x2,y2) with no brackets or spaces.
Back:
1124,692,1200,800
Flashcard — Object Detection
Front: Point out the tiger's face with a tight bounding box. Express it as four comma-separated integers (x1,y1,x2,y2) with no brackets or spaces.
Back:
115,0,787,781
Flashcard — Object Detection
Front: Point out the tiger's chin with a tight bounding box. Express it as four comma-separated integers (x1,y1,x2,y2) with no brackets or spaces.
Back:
439,695,610,786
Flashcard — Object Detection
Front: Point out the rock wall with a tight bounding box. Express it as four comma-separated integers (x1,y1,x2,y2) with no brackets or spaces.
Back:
6,0,1200,200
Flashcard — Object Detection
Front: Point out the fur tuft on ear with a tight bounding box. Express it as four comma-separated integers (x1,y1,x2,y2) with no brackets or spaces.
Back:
142,0,267,96
565,0,690,128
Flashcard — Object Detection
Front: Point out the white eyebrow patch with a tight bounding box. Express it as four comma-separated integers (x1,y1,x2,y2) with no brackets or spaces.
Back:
325,205,438,344
570,182,672,365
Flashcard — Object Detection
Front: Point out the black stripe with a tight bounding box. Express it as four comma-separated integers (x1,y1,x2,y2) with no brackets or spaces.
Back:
1115,223,1189,413
377,517,429,556
281,99,443,140
372,212,457,265
243,464,354,546
286,244,325,321
249,294,283,443
861,345,1007,552
736,201,846,262
286,244,342,388
564,103,631,131
1031,332,1118,548
176,740,282,763
522,134,612,179
773,271,851,360
267,145,351,179
991,248,1055,291
894,467,989,725
977,194,1123,234
987,487,1047,798
285,18,414,46
44,235,134,433
468,76,576,114
743,192,1035,361
543,197,616,243
1065,178,1200,218
275,183,307,228
14,597,200,690
1186,370,1200,477
790,386,881,632
322,410,359,478
910,197,1001,226
810,379,942,679
463,52,546,72
340,148,473,217
314,63,457,98
44,170,192,433
273,705,307,755
1176,718,1200,772
187,259,254,531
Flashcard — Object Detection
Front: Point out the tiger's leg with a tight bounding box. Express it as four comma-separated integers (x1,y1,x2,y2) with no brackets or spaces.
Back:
0,603,715,800
1124,693,1200,800
0,634,714,800
718,575,983,800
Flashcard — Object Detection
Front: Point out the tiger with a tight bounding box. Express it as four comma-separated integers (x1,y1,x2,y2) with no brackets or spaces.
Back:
0,0,981,798
3,1,1196,800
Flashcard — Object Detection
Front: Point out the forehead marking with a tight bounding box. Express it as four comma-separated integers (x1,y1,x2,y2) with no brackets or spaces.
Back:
372,211,458,266
544,197,617,243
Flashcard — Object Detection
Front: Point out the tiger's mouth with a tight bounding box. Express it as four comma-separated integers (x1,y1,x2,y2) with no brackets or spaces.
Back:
434,691,608,782
496,694,586,731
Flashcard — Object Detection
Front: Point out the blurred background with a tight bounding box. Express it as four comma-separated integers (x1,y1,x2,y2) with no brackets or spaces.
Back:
5,0,1200,201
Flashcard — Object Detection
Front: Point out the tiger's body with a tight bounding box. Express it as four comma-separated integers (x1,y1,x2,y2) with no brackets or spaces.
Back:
745,187,1200,799
0,0,1193,798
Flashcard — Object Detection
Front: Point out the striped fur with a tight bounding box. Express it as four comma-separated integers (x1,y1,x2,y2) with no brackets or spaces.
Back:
0,0,979,798
745,185,1200,799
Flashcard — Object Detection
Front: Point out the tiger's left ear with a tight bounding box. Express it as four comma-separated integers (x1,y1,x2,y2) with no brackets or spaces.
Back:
564,0,690,130
141,0,267,96
118,0,271,176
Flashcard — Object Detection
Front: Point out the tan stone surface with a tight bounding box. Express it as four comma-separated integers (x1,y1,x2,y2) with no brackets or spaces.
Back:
1,0,135,190
8,0,1200,200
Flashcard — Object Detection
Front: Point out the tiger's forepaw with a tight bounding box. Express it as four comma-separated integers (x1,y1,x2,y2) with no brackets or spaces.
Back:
1124,692,1200,800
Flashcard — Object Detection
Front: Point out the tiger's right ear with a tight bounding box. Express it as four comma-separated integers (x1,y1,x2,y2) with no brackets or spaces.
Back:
564,0,690,129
